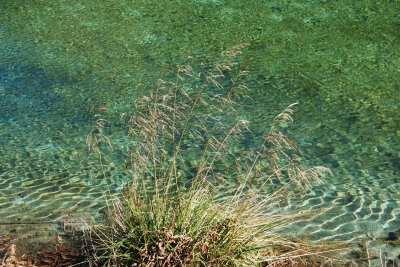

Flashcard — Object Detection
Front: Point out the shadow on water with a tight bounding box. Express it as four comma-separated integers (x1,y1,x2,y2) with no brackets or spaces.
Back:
0,61,91,127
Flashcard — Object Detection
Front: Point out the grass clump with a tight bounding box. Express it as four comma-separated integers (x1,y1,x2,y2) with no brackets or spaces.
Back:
85,44,332,267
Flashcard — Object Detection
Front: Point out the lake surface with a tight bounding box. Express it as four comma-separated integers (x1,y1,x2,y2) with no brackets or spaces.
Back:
0,0,399,262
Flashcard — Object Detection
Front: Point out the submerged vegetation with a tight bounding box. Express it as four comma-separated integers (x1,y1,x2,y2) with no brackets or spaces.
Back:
85,44,332,266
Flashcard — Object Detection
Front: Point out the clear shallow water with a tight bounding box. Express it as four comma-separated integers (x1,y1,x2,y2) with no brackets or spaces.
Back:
0,0,400,261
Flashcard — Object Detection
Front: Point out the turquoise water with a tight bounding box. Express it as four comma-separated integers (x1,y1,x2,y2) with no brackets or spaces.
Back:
1,0,400,261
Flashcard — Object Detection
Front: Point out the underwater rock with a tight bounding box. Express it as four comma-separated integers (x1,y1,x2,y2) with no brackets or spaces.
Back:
387,232,398,241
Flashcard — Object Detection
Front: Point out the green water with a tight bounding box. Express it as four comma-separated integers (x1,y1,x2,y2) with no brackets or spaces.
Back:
0,0,400,260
